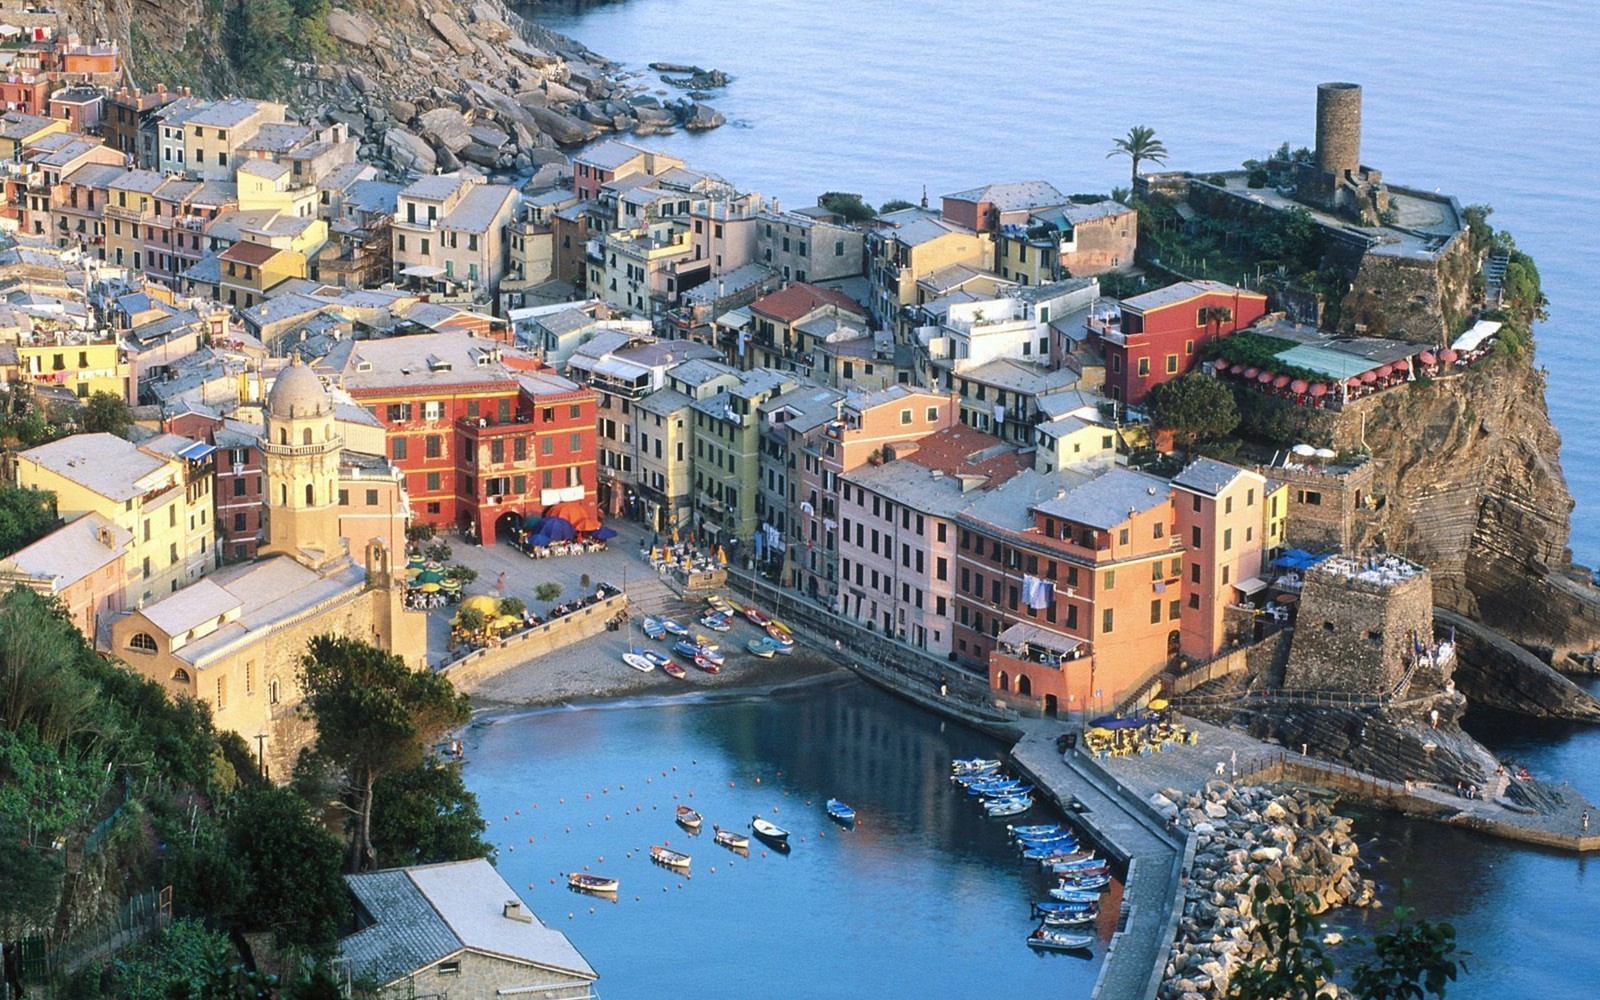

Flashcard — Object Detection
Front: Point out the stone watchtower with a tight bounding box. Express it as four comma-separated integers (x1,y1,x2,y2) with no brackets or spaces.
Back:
1295,82,1390,225
261,358,346,572
1283,553,1434,695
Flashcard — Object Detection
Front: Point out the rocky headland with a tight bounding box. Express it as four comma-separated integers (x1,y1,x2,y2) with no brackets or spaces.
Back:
1156,782,1377,1000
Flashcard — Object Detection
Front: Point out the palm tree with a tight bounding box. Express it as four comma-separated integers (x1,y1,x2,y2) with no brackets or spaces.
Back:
1199,305,1234,337
1108,126,1169,185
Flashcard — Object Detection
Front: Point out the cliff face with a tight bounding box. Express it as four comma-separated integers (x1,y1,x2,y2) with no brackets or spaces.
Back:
1330,354,1600,659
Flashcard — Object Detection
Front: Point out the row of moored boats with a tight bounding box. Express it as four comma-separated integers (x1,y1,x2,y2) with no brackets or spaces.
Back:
951,756,1111,953
624,596,796,676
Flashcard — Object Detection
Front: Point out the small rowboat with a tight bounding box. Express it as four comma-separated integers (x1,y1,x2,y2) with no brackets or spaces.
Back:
953,771,1007,786
642,617,666,640
825,799,856,825
713,825,750,851
661,618,689,637
694,642,725,664
751,815,790,848
972,783,1033,798
1052,858,1108,873
660,658,688,680
1009,823,1066,838
672,639,702,659
1050,887,1102,904
693,655,721,674
699,613,731,632
747,636,780,658
1051,864,1111,880
707,595,735,616
1043,909,1097,927
952,757,1002,773
676,805,703,830
650,844,691,869
641,650,677,672
1034,900,1095,916
1058,874,1111,892
622,652,655,674
1016,829,1076,845
765,622,795,647
985,797,1032,818
1030,849,1094,867
568,873,618,893
1027,928,1094,952
1019,833,1079,851
743,605,771,627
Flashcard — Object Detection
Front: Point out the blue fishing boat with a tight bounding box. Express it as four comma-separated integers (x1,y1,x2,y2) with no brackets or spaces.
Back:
825,799,856,825
747,636,781,657
642,616,666,641
1017,830,1077,847
1057,874,1111,892
672,638,701,659
1022,844,1084,862
1049,888,1102,904
661,617,689,637
985,796,1032,818
1008,824,1067,838
1042,909,1097,927
951,757,1002,773
1033,900,1094,915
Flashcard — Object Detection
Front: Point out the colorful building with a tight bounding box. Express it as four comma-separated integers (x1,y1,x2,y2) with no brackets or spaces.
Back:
1171,457,1271,660
1091,280,1268,406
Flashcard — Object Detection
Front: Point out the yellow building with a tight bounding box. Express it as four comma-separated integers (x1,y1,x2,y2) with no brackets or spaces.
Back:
0,112,67,161
1264,479,1290,556
1034,414,1119,474
218,240,308,309
866,207,992,336
16,431,215,606
13,337,132,402
107,363,425,779
181,98,286,181
236,158,319,218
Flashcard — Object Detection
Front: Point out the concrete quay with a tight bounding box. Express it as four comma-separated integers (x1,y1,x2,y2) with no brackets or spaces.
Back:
1010,722,1190,1000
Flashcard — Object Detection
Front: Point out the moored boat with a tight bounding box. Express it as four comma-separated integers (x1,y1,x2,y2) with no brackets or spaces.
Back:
985,797,1032,818
699,612,731,632
1033,900,1095,915
1009,823,1068,838
642,616,666,640
951,757,1002,773
640,650,676,672
676,804,703,830
712,825,750,851
825,799,856,825
660,658,688,680
1042,909,1097,927
1057,873,1111,892
672,638,701,659
746,636,780,658
1027,927,1094,952
694,641,725,664
1049,887,1102,904
706,595,735,616
765,622,795,647
742,605,771,627
622,651,655,673
751,815,790,847
692,654,721,674
567,872,619,893
1029,849,1093,866
650,844,691,869
661,617,689,636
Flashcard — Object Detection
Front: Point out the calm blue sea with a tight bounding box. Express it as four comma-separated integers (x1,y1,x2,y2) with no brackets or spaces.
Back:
525,0,1600,566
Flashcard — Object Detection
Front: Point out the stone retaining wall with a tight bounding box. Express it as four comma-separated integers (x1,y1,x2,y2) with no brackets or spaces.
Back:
445,592,626,692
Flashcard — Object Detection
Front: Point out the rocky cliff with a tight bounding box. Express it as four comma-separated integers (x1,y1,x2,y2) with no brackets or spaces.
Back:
54,0,718,177
1330,352,1600,662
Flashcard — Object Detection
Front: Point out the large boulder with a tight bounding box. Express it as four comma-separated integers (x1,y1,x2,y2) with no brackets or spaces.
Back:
417,106,472,153
383,127,437,175
523,103,600,145
427,11,476,56
469,3,514,42
326,8,376,48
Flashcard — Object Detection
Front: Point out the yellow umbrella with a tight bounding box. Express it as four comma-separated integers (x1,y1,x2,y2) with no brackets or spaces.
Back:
439,577,461,590
461,594,500,616
716,546,728,565
419,582,441,593
671,527,680,543
404,566,422,580
1148,698,1169,711
492,614,522,631
1087,727,1115,738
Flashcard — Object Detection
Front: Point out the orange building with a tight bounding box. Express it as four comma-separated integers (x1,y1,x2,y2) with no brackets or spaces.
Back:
1171,457,1271,660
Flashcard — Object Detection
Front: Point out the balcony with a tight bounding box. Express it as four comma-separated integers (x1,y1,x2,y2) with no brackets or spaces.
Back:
1086,316,1127,347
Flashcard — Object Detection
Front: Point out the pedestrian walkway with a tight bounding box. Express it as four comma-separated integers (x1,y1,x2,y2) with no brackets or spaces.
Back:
1011,720,1186,1000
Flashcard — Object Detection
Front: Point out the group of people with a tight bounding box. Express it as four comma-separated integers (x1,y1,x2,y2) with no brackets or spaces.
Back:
1084,712,1198,760
521,539,608,559
404,589,459,611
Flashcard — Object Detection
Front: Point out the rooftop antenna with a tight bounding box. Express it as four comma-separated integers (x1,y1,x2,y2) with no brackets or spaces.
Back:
920,185,928,209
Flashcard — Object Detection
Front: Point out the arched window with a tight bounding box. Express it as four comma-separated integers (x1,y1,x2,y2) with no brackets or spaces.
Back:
268,678,281,705
128,632,158,653
305,483,315,505
171,668,190,683
302,427,313,445
997,671,1010,692
279,428,288,445
1017,674,1033,697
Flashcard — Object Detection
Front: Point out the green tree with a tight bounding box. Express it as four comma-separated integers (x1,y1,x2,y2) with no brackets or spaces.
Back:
0,486,58,557
297,636,470,871
105,918,237,1000
1146,374,1240,447
878,198,918,214
80,390,134,438
227,788,348,950
369,762,491,867
1228,881,1464,1000
0,835,63,941
817,191,876,223
454,607,488,636
423,540,453,563
533,582,563,603
1108,125,1168,184
1462,204,1494,255
1199,305,1234,338
497,597,527,618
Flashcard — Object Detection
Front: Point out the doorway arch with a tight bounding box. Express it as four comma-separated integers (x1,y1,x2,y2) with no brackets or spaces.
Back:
1045,694,1058,717
997,671,1010,692
1017,674,1033,697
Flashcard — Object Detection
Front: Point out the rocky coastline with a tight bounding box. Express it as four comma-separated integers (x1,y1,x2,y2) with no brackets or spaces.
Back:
1156,782,1376,1000
292,1,728,180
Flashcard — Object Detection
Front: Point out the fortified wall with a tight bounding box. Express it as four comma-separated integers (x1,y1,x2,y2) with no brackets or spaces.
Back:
1283,553,1435,694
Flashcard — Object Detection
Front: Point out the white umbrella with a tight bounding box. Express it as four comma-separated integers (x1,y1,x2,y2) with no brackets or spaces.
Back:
1291,443,1317,457
1314,448,1338,460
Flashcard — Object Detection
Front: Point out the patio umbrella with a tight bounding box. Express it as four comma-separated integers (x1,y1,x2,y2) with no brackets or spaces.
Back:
1376,364,1394,378
406,556,425,569
1359,370,1378,383
1212,360,1230,373
1308,383,1328,397
529,533,553,547
1087,727,1114,739
404,566,422,580
1290,379,1309,394
493,615,522,631
544,500,588,523
440,578,462,590
522,514,544,530
1419,351,1437,366
461,595,499,615
542,517,576,542
1242,367,1260,379
419,583,441,593
1346,377,1363,389
571,513,602,533
593,526,618,540
1273,374,1291,389
1439,348,1459,363
1257,370,1274,384
417,569,444,584
1314,448,1338,460
1393,358,1411,371
1147,699,1169,711
1292,443,1317,457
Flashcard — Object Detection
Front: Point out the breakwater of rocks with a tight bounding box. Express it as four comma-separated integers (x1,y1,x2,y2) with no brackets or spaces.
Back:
1153,781,1376,1000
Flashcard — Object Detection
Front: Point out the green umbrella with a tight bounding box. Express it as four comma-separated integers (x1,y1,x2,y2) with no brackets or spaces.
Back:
417,569,444,584
406,556,425,569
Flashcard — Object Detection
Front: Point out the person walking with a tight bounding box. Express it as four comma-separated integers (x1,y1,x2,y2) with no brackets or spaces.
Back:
1583,810,1590,833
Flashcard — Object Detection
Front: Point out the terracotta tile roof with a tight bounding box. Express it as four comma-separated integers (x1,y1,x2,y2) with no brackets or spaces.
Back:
750,282,865,324
218,241,283,266
900,424,1030,484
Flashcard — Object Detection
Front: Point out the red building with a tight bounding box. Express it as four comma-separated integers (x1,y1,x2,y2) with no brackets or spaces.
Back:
1090,280,1267,406
164,409,266,564
0,77,52,117
331,332,599,545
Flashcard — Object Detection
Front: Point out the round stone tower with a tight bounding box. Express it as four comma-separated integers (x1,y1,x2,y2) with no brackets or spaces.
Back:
261,358,345,571
1314,82,1362,180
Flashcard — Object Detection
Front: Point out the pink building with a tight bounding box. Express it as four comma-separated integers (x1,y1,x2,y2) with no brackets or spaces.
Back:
836,423,1029,654
794,386,959,601
1171,457,1271,660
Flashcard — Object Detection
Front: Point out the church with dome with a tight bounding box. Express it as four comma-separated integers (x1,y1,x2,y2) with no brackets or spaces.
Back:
110,359,426,778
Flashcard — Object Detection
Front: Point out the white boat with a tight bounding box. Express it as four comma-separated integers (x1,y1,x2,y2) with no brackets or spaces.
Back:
1042,909,1097,927
622,652,655,673
1027,927,1094,952
985,796,1032,818
713,825,750,851
567,873,619,893
650,844,691,869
